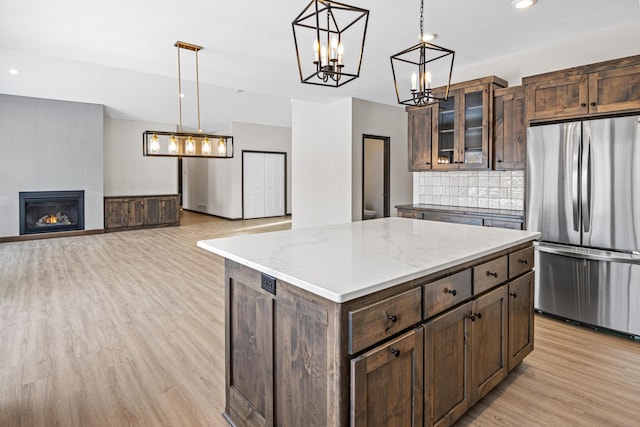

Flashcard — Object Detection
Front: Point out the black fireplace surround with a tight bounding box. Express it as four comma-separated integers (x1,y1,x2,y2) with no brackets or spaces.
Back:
19,190,85,235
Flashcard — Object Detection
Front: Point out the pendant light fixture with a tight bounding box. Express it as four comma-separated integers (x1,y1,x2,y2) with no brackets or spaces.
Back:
292,0,369,87
390,0,455,106
143,41,233,158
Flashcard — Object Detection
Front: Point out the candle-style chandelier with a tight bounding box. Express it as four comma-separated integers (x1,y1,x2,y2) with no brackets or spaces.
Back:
143,41,233,158
292,0,369,87
390,0,455,106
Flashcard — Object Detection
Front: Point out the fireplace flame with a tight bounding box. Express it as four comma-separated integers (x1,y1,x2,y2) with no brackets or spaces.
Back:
45,215,58,224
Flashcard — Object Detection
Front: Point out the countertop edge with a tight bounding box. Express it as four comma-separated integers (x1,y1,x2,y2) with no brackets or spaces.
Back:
197,233,540,303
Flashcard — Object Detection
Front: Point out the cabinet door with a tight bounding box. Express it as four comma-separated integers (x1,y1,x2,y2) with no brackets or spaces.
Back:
352,328,424,427
104,198,126,229
460,84,490,170
493,87,526,170
432,90,459,171
160,196,179,224
508,272,534,371
126,198,144,227
226,261,274,427
408,107,434,171
525,75,589,121
470,284,508,404
424,302,471,427
588,64,640,114
143,197,161,225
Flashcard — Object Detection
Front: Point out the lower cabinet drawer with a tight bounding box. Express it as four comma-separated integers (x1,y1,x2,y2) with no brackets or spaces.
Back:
422,211,483,226
473,256,508,294
484,218,523,230
423,269,472,319
509,246,534,278
348,287,422,355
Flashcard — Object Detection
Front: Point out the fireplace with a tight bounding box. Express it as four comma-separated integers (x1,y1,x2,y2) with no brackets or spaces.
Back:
19,191,85,235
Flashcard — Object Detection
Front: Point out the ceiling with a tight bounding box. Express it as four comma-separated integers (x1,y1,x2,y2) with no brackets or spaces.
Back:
1,0,639,131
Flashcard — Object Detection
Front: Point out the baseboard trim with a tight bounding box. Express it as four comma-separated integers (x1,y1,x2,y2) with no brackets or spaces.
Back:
0,229,105,243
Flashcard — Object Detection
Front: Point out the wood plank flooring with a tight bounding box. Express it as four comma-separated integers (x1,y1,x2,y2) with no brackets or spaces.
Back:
1,211,638,426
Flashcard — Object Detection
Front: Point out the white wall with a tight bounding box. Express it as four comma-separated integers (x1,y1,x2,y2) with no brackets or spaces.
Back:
103,117,177,196
0,94,103,237
292,99,353,229
182,121,292,219
352,98,411,220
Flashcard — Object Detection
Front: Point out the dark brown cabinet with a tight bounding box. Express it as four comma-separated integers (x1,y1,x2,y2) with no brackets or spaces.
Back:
424,303,471,427
351,328,424,427
408,107,434,171
524,55,640,122
397,206,524,230
493,86,526,170
470,285,508,404
507,271,534,371
224,240,535,427
104,194,180,231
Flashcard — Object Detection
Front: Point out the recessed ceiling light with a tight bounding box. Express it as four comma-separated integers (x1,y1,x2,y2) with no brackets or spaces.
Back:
421,32,438,43
512,0,537,9
9,68,19,75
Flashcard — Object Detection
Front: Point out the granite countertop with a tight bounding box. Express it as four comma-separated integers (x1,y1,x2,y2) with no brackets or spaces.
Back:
396,203,524,218
197,217,539,303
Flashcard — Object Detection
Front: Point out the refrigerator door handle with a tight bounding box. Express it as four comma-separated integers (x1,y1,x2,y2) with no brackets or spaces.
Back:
571,126,581,232
536,243,640,264
582,124,592,233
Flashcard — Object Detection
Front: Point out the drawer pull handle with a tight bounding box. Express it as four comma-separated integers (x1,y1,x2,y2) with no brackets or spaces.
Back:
487,271,498,278
387,314,398,323
510,292,517,298
390,348,400,357
474,312,482,320
581,103,587,107
467,313,476,322
590,102,596,107
447,288,457,296
518,259,529,264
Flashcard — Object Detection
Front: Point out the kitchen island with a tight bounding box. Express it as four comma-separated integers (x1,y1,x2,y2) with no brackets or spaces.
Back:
198,217,540,427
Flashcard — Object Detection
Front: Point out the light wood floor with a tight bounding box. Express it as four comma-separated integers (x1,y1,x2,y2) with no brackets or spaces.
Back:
1,212,638,426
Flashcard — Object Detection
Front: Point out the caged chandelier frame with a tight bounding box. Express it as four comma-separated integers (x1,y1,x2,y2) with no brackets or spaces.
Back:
292,0,369,87
143,41,234,159
390,0,455,107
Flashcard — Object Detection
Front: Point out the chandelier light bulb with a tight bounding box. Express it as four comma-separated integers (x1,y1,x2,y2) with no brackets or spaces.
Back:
185,136,195,154
150,134,160,153
217,138,227,155
512,0,536,9
313,39,320,62
202,137,211,155
320,45,328,66
421,32,437,43
168,135,178,154
411,72,417,91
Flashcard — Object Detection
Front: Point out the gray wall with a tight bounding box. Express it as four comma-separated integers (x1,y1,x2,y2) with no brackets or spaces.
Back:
0,94,104,237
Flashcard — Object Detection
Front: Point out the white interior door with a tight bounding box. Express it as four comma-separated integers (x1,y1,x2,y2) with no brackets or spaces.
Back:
243,152,285,219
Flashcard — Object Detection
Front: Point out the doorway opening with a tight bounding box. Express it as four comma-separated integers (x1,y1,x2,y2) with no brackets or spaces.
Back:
242,151,287,219
362,135,390,220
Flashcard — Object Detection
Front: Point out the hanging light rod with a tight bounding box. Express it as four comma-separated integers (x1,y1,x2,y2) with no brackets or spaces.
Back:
390,0,454,107
143,41,234,159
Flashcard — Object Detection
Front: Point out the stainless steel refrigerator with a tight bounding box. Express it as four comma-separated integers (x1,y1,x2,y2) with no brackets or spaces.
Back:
526,115,640,338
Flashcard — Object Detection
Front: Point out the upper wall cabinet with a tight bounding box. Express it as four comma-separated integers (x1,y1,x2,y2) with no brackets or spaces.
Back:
407,107,434,171
523,55,640,122
493,86,526,170
406,76,507,172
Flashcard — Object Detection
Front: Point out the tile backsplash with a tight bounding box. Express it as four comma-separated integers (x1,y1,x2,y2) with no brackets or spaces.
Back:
416,170,525,211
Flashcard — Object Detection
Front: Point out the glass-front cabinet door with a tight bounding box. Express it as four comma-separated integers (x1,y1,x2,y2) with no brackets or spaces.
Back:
432,90,459,170
461,84,490,169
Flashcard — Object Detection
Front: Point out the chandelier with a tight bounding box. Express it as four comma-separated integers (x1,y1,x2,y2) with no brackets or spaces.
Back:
390,0,455,106
143,41,233,158
292,0,369,87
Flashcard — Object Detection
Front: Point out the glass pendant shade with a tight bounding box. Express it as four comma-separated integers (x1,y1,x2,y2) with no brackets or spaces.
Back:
150,134,160,153
202,137,211,155
217,138,227,156
185,136,195,154
168,135,178,154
